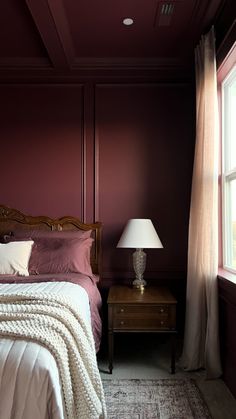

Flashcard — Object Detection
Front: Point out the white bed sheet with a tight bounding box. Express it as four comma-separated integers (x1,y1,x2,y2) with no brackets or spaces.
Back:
0,281,92,419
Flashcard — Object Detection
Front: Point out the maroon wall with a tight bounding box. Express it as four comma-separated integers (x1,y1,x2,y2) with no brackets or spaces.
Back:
96,83,194,282
0,78,195,297
0,84,85,218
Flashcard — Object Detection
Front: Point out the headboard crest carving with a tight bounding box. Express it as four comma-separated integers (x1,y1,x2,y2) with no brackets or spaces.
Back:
52,224,63,231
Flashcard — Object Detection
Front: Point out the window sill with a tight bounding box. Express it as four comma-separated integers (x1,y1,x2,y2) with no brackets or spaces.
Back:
218,267,236,285
218,268,236,304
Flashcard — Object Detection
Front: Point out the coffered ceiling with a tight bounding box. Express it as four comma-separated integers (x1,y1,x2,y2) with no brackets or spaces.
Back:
0,0,233,77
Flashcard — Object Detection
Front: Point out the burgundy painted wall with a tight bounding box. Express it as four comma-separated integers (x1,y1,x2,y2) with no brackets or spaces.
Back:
0,84,85,218
0,79,195,297
96,83,194,281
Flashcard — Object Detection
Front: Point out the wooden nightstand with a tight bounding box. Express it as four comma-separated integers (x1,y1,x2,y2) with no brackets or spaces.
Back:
107,284,177,374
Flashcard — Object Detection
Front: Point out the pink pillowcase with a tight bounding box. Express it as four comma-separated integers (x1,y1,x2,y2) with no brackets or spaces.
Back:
10,230,93,276
29,237,94,276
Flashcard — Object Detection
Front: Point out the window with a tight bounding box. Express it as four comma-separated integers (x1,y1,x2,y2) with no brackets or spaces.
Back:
222,65,236,272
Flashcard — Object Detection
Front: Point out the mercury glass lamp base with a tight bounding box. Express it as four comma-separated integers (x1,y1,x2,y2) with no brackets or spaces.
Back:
132,248,147,290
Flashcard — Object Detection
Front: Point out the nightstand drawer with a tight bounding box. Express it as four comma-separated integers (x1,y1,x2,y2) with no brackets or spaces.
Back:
113,316,170,330
114,304,169,317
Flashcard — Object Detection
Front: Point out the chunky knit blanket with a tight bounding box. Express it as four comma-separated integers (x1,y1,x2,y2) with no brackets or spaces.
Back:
0,291,107,419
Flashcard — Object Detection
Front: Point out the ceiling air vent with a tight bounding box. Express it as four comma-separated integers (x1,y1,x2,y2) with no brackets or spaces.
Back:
161,3,175,15
155,2,175,27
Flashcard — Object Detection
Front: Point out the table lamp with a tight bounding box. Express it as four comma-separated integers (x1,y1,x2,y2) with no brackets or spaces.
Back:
117,219,163,289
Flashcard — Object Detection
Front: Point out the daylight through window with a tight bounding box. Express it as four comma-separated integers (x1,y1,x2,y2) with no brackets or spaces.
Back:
222,65,236,272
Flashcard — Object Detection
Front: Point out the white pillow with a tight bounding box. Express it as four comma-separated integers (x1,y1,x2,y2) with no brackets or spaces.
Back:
0,241,34,276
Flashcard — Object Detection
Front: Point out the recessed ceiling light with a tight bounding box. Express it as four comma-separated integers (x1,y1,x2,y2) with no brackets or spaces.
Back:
123,18,134,26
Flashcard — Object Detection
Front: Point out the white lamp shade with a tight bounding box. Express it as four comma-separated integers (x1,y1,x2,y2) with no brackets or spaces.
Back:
117,219,163,249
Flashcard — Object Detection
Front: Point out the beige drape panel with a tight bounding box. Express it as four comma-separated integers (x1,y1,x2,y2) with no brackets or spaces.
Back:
180,27,222,378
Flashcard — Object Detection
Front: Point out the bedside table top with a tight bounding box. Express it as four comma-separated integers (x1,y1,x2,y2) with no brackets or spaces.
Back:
107,285,177,305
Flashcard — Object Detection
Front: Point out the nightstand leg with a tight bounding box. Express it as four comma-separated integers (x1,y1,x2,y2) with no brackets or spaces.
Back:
108,330,113,374
170,334,176,374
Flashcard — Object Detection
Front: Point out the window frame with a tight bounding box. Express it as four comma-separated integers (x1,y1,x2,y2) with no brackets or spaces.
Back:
221,65,236,274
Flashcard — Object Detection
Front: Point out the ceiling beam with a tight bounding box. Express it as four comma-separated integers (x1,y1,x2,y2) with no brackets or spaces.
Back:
25,0,74,69
47,0,75,66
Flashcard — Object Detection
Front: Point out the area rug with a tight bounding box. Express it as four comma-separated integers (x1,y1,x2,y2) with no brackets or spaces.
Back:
102,379,212,419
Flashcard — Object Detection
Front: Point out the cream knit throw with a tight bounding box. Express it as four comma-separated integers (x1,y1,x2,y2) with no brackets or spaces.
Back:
0,291,107,419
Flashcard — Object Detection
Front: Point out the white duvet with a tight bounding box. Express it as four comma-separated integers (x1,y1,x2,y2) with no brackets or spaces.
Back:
0,281,102,419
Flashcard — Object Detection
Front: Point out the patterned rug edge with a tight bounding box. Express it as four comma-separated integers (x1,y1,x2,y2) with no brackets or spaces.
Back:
102,378,213,419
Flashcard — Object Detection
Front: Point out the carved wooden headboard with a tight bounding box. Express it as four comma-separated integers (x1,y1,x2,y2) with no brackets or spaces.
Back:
0,205,102,275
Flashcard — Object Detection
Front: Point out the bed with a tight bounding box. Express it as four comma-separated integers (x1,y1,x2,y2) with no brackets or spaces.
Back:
0,205,106,419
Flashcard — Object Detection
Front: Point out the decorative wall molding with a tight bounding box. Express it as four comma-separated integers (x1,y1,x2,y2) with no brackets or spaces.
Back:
0,57,51,68
0,65,194,84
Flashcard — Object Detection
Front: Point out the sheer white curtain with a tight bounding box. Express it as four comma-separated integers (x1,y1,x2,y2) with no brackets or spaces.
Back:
180,27,222,378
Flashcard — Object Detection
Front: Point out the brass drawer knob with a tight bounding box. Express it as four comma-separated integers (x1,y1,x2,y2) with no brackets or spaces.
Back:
120,308,124,313
160,321,164,325
160,308,164,313
120,321,125,325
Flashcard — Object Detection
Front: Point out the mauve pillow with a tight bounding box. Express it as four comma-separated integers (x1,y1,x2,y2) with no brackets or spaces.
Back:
29,237,94,276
